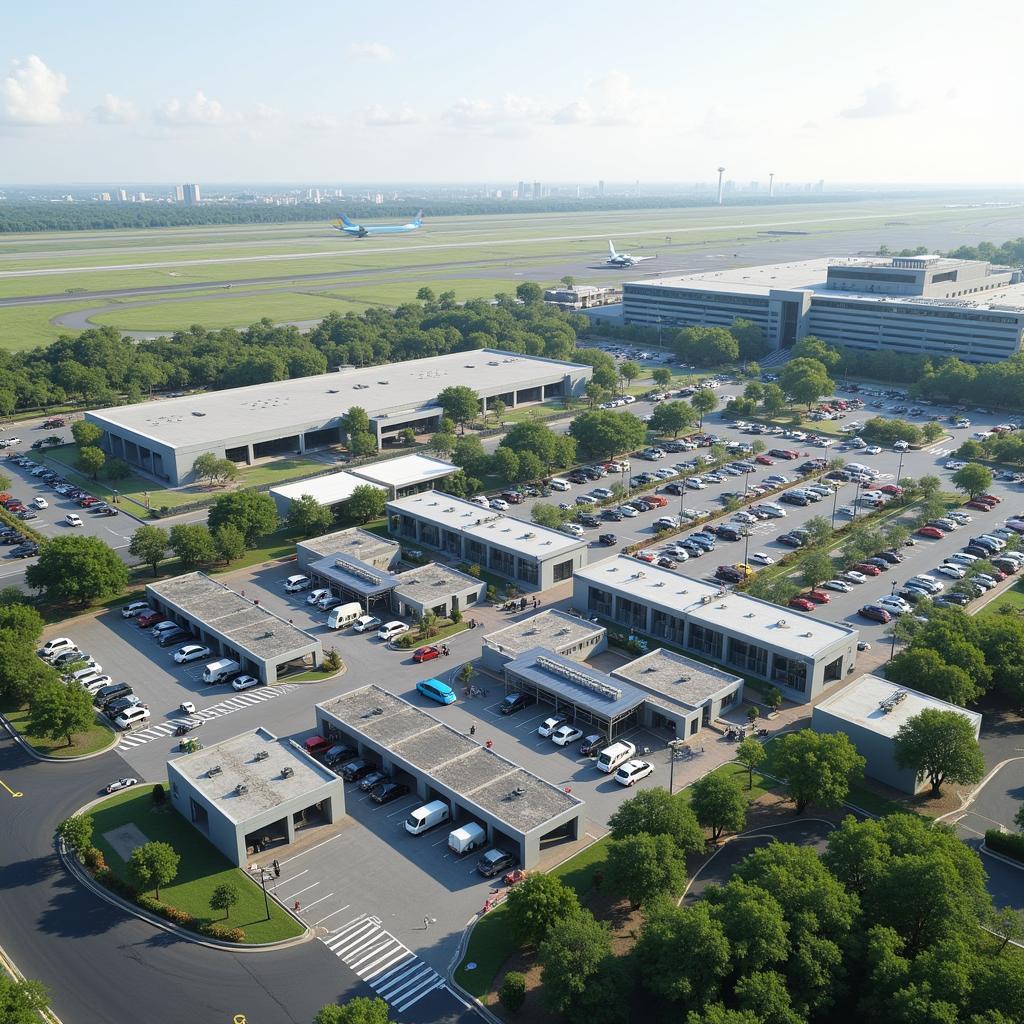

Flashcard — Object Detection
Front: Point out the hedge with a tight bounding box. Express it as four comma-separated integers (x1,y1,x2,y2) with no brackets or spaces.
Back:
985,829,1024,863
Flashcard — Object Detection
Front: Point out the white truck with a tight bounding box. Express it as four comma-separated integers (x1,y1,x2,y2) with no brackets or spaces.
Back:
596,739,637,774
448,822,486,856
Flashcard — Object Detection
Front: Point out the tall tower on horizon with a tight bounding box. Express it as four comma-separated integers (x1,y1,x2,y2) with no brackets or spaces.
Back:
716,167,726,205
768,172,775,198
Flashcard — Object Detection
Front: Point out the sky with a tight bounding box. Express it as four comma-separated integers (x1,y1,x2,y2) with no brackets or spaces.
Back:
2,0,1023,187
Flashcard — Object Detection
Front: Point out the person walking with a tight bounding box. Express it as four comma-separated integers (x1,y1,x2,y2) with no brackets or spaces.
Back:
423,916,430,930
469,724,476,736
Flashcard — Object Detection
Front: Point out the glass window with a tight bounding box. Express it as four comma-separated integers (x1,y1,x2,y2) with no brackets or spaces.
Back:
553,559,573,583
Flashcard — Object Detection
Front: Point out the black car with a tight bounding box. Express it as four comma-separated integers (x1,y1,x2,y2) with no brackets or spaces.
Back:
777,533,804,547
0,533,23,545
96,507,119,517
632,500,652,512
598,533,617,546
580,733,608,757
477,848,516,878
93,684,132,709
499,692,536,715
577,513,600,528
324,743,356,767
935,594,970,608
107,696,145,716
358,770,389,793
370,781,410,805
17,510,38,521
601,509,623,522
11,543,38,558
340,758,376,782
875,550,904,565
52,648,92,668
663,482,686,495
157,628,191,647
963,545,991,558
863,557,890,572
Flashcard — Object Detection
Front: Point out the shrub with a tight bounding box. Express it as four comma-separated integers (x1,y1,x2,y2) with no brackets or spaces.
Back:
158,904,196,927
199,922,246,942
986,829,1024,863
137,893,162,914
500,971,527,1012
82,846,106,872
95,868,137,900
151,783,165,804
486,585,497,602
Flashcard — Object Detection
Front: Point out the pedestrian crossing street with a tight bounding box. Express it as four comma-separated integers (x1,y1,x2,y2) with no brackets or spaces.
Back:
321,914,444,1014
116,684,298,750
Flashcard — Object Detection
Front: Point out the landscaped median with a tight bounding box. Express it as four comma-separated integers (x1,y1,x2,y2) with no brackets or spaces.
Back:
66,783,305,945
0,695,116,758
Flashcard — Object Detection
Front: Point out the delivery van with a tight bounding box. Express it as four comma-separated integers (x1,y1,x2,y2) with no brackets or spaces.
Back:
327,602,363,630
548,477,571,491
448,822,486,855
405,799,450,836
203,658,241,684
596,740,637,774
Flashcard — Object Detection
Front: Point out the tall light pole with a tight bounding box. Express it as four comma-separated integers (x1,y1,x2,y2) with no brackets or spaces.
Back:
830,481,840,529
896,449,905,488
716,167,726,206
768,172,775,198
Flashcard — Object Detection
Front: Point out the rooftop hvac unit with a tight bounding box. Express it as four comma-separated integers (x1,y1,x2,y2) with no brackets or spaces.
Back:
235,784,249,795
254,751,269,762
775,619,789,628
281,767,294,779
208,765,222,777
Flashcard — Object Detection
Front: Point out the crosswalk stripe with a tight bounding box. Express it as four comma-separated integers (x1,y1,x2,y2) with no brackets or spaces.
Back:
394,973,444,1012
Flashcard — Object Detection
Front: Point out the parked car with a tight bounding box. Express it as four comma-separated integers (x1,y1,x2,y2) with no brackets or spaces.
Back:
615,760,655,787
551,725,584,746
788,596,816,612
231,675,261,691
538,716,569,738
340,759,376,782
580,733,608,757
105,778,138,794
499,692,536,715
358,770,389,793
412,645,441,663
378,621,409,641
598,533,618,546
65,513,83,527
370,781,411,805
860,604,893,623
173,644,212,664
477,848,516,878
352,615,382,633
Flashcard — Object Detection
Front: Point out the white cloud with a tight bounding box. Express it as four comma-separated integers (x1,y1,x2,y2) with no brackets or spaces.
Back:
94,93,138,124
347,42,394,61
443,97,494,127
840,81,916,119
1,55,67,125
155,90,234,126
300,113,339,131
363,104,422,127
252,102,280,121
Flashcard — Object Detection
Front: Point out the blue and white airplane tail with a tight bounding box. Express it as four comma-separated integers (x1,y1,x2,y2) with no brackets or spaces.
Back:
339,213,356,227
608,240,618,258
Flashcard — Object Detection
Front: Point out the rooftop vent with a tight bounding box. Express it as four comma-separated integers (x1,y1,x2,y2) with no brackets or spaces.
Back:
281,766,294,779
192,411,206,417
254,750,270,762
776,619,789,628
377,380,389,385
800,631,813,638
208,765,222,777
235,784,249,795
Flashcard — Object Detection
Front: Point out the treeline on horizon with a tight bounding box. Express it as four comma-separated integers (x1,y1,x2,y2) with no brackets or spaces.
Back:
0,190,955,234
887,238,1024,266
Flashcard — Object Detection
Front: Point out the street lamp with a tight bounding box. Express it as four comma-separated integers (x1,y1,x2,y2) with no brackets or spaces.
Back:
668,738,687,793
830,481,840,529
851,479,863,520
896,449,905,488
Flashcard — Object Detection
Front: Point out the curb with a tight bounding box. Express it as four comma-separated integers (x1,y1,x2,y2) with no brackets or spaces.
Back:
0,710,119,763
979,841,1024,873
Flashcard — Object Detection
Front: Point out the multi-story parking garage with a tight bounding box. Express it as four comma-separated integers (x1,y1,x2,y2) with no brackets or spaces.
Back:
86,350,591,484
315,686,583,870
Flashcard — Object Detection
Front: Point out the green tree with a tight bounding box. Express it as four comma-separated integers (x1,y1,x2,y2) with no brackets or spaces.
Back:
736,737,767,789
192,451,230,486
128,524,169,575
607,787,705,854
415,286,435,303
499,971,527,1013
773,728,865,813
986,906,1024,954
57,813,94,853
791,335,841,369
652,367,673,388
531,502,569,529
952,463,994,499
208,491,278,546
705,879,789,974
744,381,765,402
921,421,944,443
886,648,981,707
691,772,747,841
347,484,386,524
341,406,371,439
287,494,335,538
28,679,96,746
731,318,770,360
213,523,246,565
779,358,834,410
800,551,834,590
619,360,641,390
584,380,609,409
506,872,581,947
429,431,457,459
78,445,106,479
761,383,787,418
650,400,696,438
0,975,51,1024
691,388,718,427
744,574,799,606
209,882,240,920
605,832,686,908
400,426,416,446
26,535,128,605
735,971,804,1024
312,996,391,1024
516,281,543,304
686,1007,762,1024
490,398,506,423
568,409,647,460
437,385,480,434
169,523,217,569
893,708,985,796
71,420,103,448
348,430,378,457
537,910,612,1015
127,840,180,900
492,445,520,483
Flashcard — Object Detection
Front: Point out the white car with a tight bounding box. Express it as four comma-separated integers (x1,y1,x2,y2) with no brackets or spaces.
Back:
39,637,76,660
105,777,138,794
878,596,910,614
823,579,853,592
231,675,261,691
307,588,331,606
843,571,868,584
65,513,82,527
654,516,679,530
378,621,409,641
837,505,857,517
284,574,310,592
685,477,707,489
733,512,758,524
864,446,882,455
615,760,655,787
750,552,774,565
121,601,151,619
173,644,212,664
551,725,584,747
894,440,909,451
352,615,382,633
935,564,966,579
591,487,614,499
31,496,48,509
561,523,584,537
538,717,568,738
617,504,639,518
945,460,967,470
489,498,509,512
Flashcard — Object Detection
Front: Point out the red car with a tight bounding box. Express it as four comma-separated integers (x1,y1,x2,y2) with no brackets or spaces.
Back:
657,558,678,569
979,494,1002,505
860,604,892,623
633,551,656,563
755,455,774,466
136,611,162,628
880,485,904,496
853,563,882,576
412,645,441,663
79,496,100,507
789,596,816,612
966,500,994,512
917,526,945,539
807,590,831,604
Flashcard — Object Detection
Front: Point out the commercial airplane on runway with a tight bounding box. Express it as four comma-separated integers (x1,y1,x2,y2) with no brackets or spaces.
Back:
605,241,656,267
332,211,423,237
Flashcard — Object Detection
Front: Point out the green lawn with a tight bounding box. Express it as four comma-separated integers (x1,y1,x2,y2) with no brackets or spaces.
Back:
845,783,914,818
0,697,114,757
0,299,100,351
89,784,303,943
979,580,1024,615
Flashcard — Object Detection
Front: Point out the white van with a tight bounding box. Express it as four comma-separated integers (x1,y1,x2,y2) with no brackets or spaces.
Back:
284,574,310,593
548,477,571,491
327,602,363,630
448,822,486,855
114,706,150,731
596,740,637,774
405,800,450,836
202,658,241,684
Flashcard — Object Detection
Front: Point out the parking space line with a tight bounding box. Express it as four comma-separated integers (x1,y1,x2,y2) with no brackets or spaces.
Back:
298,891,334,913
383,800,417,818
282,881,320,900
314,905,350,926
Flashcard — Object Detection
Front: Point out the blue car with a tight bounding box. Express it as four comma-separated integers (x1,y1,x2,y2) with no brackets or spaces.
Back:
416,678,456,705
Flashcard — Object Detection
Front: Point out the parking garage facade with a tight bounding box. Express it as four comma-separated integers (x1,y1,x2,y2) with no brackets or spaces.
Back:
315,686,583,870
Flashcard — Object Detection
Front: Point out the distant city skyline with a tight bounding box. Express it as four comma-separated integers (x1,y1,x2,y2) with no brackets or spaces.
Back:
2,0,1022,185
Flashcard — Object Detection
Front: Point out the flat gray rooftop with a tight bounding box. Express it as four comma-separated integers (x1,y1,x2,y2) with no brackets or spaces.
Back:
309,553,399,597
613,648,742,710
297,527,400,568
89,349,591,450
271,472,385,507
171,727,338,825
148,572,319,661
350,454,458,489
392,562,482,606
317,686,580,834
484,609,605,658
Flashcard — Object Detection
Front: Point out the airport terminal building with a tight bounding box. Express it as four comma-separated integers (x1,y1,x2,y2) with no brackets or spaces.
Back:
623,255,1024,363
86,350,592,485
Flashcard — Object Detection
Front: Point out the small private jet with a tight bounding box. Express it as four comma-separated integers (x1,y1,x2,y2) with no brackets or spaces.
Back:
604,240,656,267
332,211,423,237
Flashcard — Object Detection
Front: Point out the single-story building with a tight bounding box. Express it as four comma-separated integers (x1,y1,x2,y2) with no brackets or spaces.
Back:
269,472,387,518
315,686,583,869
295,527,401,575
348,454,459,500
307,553,401,613
811,673,983,794
167,727,344,865
482,610,607,673
146,572,322,683
391,562,485,620
387,492,588,592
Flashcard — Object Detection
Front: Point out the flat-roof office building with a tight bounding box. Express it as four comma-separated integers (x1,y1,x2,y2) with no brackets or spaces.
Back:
387,492,588,592
623,256,1024,364
86,350,592,485
573,556,858,703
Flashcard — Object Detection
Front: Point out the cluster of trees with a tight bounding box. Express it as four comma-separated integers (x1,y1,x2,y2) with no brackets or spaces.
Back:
861,416,944,447
592,318,770,365
958,433,1024,468
888,605,1024,707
